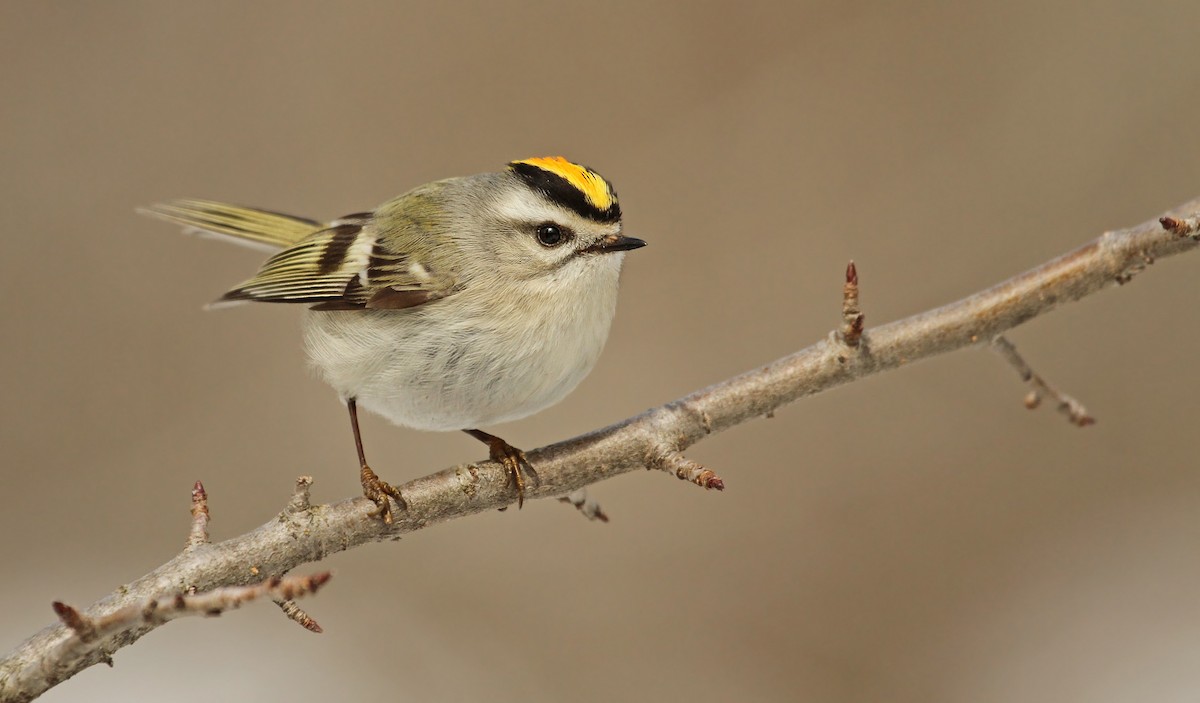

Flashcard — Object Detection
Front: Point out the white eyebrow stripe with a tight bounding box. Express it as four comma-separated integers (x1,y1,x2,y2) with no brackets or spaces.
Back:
492,192,622,238
493,190,566,222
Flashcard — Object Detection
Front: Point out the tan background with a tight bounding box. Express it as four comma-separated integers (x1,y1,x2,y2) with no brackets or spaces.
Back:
3,2,1200,701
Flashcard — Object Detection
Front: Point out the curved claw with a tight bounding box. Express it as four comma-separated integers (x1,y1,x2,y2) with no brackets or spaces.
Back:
464,429,535,508
360,464,405,524
492,445,532,509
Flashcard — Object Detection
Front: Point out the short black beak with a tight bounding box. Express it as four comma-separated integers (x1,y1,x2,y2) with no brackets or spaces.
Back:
585,234,647,254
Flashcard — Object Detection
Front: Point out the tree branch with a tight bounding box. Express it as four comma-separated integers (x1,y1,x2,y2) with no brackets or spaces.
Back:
28,573,332,701
991,335,1095,426
3,197,1198,702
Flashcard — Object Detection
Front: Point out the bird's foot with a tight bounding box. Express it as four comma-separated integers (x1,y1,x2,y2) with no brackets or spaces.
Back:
465,430,534,508
488,440,532,509
360,464,405,524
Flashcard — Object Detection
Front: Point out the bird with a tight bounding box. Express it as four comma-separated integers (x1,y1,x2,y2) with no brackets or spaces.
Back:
141,156,645,523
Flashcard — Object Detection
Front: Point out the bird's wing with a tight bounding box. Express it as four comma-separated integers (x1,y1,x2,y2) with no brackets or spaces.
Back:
215,214,457,310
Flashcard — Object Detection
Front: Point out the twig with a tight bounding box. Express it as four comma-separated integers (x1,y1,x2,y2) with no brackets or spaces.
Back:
649,450,726,490
274,598,324,634
287,476,313,514
54,574,331,638
185,481,210,550
40,573,331,694
992,336,1095,424
991,336,1095,426
3,198,1199,702
841,261,864,348
558,488,610,522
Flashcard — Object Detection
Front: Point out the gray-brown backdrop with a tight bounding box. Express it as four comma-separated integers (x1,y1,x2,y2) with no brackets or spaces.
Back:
3,2,1199,702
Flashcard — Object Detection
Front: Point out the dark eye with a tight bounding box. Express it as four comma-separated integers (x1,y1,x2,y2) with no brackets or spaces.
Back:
535,222,569,247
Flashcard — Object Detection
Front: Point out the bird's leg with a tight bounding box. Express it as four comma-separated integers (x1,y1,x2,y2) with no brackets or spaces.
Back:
349,398,405,523
464,429,533,508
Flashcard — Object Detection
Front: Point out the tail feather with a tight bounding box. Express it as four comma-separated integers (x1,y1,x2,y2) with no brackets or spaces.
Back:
138,199,323,251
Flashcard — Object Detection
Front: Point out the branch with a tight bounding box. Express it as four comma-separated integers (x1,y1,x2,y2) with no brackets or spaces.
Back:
3,197,1199,702
991,335,1095,426
19,572,332,702
51,572,331,650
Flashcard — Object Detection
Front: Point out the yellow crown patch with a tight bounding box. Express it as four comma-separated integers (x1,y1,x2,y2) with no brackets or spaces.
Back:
509,156,615,212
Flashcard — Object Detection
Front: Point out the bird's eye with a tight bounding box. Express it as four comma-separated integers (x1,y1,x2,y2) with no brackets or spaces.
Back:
535,223,569,247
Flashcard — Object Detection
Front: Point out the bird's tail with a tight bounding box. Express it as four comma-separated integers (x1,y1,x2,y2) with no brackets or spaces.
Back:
138,199,323,252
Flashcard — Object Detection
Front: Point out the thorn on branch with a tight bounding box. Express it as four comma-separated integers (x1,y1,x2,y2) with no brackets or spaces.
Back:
51,601,98,643
274,598,324,633
1160,215,1200,239
558,488,609,522
840,260,864,349
288,476,314,514
650,451,726,490
992,336,1095,427
186,481,210,550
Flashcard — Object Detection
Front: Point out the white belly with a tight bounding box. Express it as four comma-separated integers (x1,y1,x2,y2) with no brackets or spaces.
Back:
301,273,620,431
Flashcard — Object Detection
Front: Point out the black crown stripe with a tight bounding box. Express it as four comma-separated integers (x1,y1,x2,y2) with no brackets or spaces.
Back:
509,162,621,223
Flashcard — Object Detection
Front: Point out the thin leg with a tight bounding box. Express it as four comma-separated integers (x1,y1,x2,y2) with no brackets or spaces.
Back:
349,398,368,466
464,429,532,508
349,398,405,523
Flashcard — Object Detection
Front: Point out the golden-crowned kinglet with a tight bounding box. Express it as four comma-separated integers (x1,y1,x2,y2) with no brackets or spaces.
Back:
141,157,645,522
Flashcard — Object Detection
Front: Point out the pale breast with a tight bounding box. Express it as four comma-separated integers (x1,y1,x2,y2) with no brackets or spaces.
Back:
301,262,622,431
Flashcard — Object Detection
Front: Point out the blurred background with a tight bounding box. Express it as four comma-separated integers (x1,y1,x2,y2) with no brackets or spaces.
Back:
3,2,1200,701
